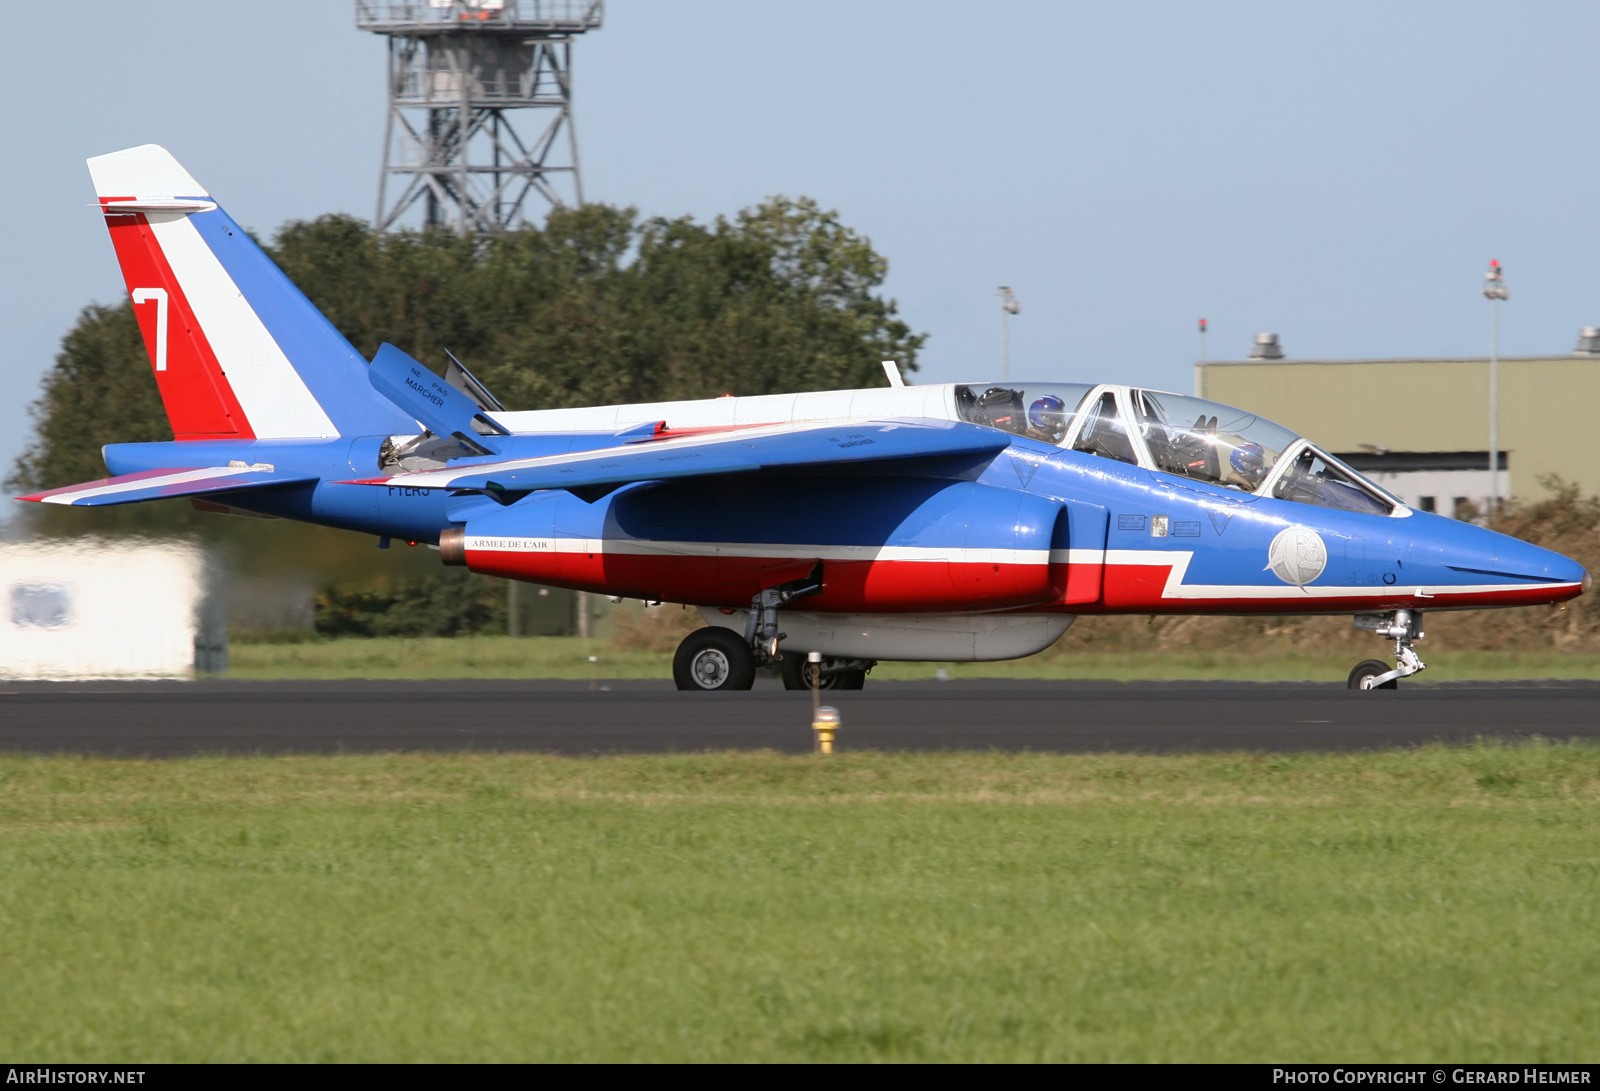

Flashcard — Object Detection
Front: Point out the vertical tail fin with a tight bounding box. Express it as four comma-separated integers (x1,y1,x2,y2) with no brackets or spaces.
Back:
87,145,415,440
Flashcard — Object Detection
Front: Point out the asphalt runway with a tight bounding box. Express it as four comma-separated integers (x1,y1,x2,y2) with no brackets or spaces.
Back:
1,678,1599,757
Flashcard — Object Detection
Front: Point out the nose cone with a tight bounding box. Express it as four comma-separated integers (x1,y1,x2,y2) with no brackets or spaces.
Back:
1494,533,1588,590
1410,512,1586,606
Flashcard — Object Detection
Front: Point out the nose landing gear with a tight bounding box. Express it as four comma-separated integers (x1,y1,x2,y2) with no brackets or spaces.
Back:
1348,610,1426,690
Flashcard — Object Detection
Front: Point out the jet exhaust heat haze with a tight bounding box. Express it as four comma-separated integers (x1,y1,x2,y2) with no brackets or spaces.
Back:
22,145,1589,692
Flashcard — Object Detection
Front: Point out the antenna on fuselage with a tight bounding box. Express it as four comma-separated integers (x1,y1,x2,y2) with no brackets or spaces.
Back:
881,360,905,388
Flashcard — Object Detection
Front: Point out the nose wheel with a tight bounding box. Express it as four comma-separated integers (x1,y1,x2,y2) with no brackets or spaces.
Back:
1348,659,1399,690
1348,610,1426,691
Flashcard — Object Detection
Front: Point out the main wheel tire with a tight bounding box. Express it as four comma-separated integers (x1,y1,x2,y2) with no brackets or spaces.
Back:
780,652,818,691
1348,659,1398,690
780,652,866,691
673,628,756,691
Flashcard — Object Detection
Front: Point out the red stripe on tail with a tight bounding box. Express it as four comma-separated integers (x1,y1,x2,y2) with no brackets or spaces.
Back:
102,205,253,440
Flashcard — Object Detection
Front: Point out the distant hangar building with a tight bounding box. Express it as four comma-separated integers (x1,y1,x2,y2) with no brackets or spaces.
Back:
1194,328,1600,518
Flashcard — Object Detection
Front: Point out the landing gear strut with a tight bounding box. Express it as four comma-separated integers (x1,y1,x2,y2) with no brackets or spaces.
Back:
750,571,875,690
745,586,795,667
1348,610,1426,691
673,569,830,692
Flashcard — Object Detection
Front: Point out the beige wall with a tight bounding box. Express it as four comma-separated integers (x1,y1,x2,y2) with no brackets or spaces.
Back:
1195,357,1598,499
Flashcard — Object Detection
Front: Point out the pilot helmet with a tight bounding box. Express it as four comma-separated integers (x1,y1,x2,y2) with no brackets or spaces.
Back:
1230,441,1267,484
1028,395,1067,436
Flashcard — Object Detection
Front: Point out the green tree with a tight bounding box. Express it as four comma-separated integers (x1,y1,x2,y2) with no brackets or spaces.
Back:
265,197,923,416
314,569,507,637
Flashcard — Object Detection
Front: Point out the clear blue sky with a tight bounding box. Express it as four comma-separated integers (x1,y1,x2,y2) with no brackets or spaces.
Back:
5,0,1598,506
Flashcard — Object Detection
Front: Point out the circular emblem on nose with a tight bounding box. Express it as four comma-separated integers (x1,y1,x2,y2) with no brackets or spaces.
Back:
1267,525,1328,586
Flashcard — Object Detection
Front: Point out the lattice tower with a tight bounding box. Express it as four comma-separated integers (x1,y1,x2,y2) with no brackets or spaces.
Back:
356,1,604,234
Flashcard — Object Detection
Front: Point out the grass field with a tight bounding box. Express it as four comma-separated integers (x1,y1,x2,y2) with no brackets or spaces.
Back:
2,745,1598,1061
226,634,1600,682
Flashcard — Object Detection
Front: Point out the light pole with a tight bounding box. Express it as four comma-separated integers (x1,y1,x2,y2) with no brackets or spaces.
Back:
1197,317,1209,362
999,286,1020,380
1482,260,1510,519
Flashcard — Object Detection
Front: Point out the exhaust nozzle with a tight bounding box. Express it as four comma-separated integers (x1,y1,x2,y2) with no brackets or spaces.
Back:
439,527,467,566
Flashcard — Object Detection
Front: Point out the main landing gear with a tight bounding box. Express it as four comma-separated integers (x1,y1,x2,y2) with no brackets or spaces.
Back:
1347,610,1427,691
779,653,868,691
672,628,757,691
672,572,876,692
672,628,875,692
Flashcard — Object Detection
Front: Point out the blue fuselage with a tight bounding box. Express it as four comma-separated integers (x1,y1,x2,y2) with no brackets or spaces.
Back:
105,431,1586,616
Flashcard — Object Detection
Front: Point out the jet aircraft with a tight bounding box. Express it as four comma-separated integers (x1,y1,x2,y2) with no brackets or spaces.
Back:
22,145,1589,691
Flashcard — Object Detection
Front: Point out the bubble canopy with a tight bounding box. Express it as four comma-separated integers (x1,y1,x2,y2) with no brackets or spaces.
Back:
954,383,1402,516
1128,389,1398,514
1128,389,1300,492
954,383,1094,444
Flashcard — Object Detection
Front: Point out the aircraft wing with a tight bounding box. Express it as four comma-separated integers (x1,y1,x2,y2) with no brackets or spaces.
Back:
341,418,1013,497
17,465,318,507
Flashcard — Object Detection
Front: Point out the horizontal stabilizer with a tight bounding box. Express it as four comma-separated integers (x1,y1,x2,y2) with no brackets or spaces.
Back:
341,418,1012,497
369,344,505,453
17,465,317,508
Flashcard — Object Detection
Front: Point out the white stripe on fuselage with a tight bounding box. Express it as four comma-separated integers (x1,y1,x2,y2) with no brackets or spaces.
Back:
485,386,953,435
465,536,1053,567
463,537,1575,602
1105,548,1575,600
145,213,338,439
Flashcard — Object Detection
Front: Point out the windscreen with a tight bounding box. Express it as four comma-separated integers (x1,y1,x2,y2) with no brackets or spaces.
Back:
1272,447,1395,515
955,383,1094,444
1130,390,1301,492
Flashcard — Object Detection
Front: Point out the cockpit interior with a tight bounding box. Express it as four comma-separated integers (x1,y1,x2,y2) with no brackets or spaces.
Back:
954,382,1405,517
